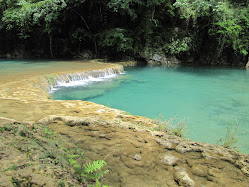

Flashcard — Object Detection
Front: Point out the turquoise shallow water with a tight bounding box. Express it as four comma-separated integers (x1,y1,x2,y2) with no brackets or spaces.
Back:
0,59,58,73
53,66,249,153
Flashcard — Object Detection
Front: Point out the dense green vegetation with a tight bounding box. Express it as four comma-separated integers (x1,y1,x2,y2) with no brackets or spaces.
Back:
0,0,248,65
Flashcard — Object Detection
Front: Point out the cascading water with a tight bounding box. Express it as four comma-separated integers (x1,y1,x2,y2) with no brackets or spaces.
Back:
50,68,124,92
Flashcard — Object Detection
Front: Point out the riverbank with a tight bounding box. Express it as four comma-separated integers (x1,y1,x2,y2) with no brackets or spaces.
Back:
0,60,248,186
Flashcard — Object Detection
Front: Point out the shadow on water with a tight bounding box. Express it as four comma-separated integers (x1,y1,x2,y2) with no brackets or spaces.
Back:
170,65,246,77
23,60,62,64
126,64,239,77
0,60,59,66
81,93,107,101
55,92,106,101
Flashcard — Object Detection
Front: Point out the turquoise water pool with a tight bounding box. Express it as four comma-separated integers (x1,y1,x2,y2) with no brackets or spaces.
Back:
53,66,249,153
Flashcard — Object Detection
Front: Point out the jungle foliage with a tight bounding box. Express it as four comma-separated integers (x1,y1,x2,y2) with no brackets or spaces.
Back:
0,0,248,65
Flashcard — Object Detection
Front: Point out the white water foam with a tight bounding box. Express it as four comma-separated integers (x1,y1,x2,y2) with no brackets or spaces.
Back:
50,68,124,92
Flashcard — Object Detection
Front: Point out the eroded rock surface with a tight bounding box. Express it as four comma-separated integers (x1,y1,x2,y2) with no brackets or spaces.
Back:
43,116,249,187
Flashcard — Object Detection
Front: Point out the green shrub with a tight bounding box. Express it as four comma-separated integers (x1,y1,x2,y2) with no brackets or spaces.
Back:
96,28,133,52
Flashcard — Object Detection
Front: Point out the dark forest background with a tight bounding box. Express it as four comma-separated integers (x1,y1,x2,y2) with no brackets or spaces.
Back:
0,0,248,65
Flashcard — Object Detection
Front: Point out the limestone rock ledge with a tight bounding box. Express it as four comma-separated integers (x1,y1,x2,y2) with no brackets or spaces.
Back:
21,115,249,186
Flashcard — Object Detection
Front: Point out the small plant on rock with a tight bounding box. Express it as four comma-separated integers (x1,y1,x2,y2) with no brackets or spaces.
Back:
168,119,188,138
63,147,109,186
45,74,57,87
153,114,188,138
217,122,239,150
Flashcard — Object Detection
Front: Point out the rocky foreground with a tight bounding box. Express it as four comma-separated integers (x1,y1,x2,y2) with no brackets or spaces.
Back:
0,115,249,187
0,61,248,186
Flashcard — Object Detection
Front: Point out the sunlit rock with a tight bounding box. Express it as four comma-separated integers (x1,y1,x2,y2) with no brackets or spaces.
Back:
162,154,179,166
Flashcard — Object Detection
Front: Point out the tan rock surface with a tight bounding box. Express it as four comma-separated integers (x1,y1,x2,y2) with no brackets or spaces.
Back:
0,60,248,186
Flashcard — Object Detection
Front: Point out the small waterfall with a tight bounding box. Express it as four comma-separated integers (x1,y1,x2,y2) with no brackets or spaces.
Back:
48,67,124,92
